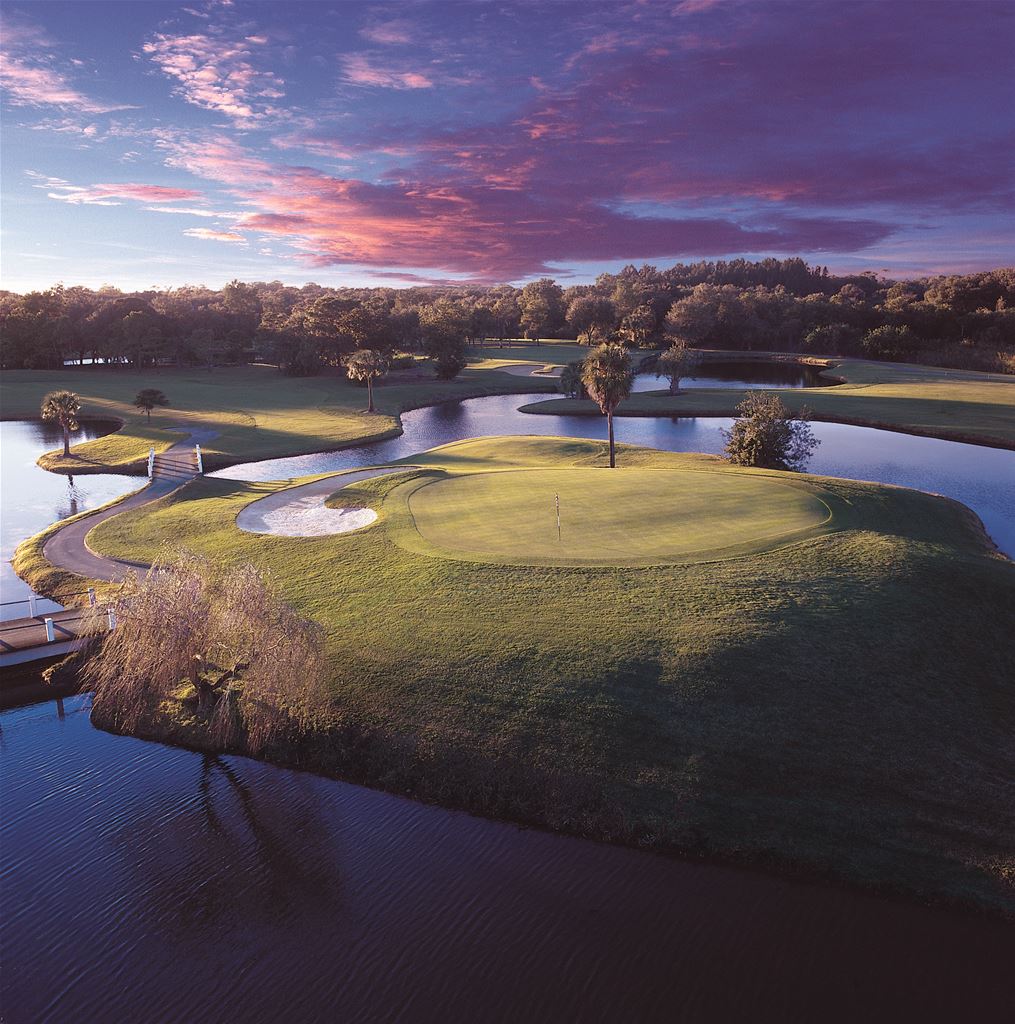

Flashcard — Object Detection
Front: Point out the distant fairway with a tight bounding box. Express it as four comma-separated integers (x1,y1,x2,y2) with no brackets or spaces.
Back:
404,467,830,565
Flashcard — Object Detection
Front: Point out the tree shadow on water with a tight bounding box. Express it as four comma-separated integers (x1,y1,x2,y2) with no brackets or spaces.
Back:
114,753,347,940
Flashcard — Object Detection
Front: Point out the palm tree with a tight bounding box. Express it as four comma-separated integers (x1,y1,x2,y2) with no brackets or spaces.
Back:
581,343,633,468
40,390,81,457
134,388,170,420
346,349,389,412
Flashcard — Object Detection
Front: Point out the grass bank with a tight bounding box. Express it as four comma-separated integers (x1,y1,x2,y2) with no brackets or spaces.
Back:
523,357,1015,449
57,436,1015,916
0,357,560,474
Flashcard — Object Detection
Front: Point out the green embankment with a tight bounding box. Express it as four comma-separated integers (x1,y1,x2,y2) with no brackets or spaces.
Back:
522,357,1015,448
0,358,559,473
4,352,1011,474
81,436,1015,915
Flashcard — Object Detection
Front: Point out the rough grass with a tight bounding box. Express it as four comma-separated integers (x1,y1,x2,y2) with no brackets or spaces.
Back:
76,436,1015,915
0,358,558,473
523,357,1015,448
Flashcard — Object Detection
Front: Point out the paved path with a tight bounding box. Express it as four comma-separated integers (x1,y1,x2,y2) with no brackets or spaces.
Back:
236,467,415,536
40,428,218,583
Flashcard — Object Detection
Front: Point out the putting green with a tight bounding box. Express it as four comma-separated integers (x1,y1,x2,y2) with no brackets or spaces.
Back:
401,467,832,566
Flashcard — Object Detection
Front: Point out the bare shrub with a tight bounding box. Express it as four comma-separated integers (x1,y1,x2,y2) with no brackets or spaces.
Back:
83,553,330,754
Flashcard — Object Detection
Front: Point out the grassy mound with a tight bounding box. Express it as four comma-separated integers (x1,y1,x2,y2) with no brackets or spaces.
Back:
402,466,830,565
70,436,1015,914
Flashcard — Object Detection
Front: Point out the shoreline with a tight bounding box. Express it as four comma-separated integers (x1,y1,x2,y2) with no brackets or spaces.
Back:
27,687,998,924
519,398,1015,452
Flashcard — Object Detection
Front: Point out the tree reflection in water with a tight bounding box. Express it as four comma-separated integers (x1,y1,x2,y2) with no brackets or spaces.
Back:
114,754,345,937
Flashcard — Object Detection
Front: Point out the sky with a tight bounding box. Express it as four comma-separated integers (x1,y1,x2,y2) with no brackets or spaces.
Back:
2,0,1013,292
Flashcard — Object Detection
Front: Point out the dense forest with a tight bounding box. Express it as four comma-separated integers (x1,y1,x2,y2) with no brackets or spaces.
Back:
2,258,1012,375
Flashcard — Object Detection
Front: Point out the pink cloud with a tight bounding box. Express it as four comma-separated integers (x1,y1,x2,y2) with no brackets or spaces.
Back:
40,179,204,205
340,54,433,90
165,136,890,280
360,19,415,45
0,54,132,113
183,227,247,243
672,0,722,14
143,30,285,121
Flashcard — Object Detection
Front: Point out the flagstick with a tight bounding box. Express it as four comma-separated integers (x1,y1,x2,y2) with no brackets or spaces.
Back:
555,492,561,541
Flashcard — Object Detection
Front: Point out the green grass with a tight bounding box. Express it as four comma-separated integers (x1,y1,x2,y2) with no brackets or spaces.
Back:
71,435,1015,914
400,465,831,565
467,342,595,366
523,356,1015,448
0,357,559,473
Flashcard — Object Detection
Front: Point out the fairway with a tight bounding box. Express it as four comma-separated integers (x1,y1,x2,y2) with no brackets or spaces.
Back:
404,467,830,565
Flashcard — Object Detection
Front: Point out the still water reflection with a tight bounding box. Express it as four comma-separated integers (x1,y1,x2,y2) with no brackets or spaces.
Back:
631,358,832,392
0,420,138,620
3,382,1014,1022
2,696,1013,1023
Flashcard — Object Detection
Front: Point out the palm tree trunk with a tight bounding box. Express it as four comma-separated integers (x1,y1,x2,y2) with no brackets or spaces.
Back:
367,377,374,413
607,410,615,468
62,424,70,456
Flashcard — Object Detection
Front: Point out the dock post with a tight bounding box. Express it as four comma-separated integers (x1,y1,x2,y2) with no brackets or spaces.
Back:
107,607,117,631
195,443,204,475
88,587,96,606
29,593,38,617
148,446,155,479
44,617,55,643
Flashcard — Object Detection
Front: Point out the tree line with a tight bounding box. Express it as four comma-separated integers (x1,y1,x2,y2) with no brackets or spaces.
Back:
2,258,1012,375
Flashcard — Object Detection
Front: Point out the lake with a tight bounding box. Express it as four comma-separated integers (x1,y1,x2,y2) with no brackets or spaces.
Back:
2,373,1014,1021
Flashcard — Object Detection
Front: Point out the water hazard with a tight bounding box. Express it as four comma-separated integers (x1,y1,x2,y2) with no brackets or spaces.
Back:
3,696,1013,1023
3,370,1015,1021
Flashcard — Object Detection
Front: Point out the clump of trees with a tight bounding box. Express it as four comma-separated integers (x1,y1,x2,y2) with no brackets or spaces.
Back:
345,350,388,412
655,340,697,393
581,343,633,468
84,554,330,755
3,261,1013,377
40,389,80,456
723,393,820,471
134,388,169,420
419,299,468,379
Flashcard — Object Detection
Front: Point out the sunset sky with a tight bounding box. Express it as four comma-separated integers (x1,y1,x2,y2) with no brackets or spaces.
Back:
2,0,1013,292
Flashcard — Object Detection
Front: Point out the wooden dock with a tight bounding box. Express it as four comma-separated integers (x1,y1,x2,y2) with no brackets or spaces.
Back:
0,605,103,667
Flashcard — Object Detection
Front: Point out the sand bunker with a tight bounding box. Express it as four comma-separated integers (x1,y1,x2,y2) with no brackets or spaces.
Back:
497,363,563,379
236,467,411,537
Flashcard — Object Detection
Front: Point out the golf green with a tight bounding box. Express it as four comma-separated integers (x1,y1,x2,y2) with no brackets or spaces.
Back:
402,467,832,565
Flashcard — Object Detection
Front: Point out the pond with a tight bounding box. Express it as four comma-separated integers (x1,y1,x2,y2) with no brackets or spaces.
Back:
3,695,1013,1023
0,420,139,622
2,396,1014,1022
631,357,832,392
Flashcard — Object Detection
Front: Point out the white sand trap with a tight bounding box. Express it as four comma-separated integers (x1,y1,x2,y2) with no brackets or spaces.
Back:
497,362,563,379
236,467,412,537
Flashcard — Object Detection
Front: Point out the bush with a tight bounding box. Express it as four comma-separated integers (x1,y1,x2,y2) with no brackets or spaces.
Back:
655,340,697,392
559,361,587,398
84,554,330,754
861,325,920,361
803,323,860,354
426,336,467,380
723,392,820,471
